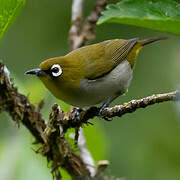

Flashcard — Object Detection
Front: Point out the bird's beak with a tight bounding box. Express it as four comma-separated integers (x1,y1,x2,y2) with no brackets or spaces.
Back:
25,68,46,76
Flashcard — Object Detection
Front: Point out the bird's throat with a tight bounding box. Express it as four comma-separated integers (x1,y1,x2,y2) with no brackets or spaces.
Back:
126,43,142,68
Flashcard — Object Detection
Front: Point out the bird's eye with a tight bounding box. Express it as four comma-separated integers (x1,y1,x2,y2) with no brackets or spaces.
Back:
50,64,62,77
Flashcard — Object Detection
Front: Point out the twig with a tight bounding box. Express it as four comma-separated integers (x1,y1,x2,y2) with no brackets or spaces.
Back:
69,0,108,50
78,128,96,177
100,91,180,118
95,160,109,178
61,90,179,125
69,0,84,50
82,91,179,121
81,0,108,45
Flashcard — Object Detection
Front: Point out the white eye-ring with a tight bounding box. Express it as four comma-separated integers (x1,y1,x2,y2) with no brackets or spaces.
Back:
51,64,62,77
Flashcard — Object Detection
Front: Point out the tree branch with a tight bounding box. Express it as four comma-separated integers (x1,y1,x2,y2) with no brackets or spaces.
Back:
77,128,96,177
81,0,108,44
69,0,84,50
101,91,179,118
69,91,179,123
69,0,108,50
0,61,91,180
0,62,46,143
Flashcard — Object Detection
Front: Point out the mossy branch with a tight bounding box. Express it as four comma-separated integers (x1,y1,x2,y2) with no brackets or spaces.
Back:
0,61,91,180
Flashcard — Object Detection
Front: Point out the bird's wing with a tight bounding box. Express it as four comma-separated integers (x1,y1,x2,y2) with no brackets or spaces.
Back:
83,38,138,80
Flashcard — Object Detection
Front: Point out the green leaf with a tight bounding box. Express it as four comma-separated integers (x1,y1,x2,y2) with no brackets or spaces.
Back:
0,0,26,40
97,0,180,35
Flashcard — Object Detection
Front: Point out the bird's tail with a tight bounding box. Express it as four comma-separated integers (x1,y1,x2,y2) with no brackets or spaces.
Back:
139,37,168,46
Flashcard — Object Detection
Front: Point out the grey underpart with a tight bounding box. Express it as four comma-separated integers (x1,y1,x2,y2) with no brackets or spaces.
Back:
78,60,133,107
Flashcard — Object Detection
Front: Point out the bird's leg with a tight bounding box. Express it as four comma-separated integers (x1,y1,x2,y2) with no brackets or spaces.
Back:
99,95,119,121
100,95,119,112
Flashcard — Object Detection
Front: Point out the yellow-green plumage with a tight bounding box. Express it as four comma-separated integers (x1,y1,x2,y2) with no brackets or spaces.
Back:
26,37,167,107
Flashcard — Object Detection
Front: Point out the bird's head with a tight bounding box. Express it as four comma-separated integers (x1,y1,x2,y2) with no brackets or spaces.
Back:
25,56,84,100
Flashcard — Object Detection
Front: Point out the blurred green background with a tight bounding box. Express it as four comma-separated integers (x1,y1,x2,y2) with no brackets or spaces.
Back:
0,0,180,180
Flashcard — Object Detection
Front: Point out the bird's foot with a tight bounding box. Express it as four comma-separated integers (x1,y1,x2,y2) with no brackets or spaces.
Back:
71,107,83,126
98,105,112,121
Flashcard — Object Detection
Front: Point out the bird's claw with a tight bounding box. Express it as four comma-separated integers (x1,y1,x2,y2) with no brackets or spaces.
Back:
98,107,112,121
71,107,83,126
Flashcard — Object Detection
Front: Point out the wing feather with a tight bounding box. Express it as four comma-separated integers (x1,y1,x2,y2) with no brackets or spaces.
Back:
82,38,138,80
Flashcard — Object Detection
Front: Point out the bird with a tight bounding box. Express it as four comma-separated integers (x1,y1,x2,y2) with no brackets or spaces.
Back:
25,37,167,116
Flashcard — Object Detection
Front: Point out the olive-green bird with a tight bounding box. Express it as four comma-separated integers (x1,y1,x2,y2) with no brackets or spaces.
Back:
25,37,167,113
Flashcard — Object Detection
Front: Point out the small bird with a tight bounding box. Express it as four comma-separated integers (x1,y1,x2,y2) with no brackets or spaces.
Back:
25,37,167,115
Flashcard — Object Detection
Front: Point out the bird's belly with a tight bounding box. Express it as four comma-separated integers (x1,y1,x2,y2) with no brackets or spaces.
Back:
73,60,133,107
